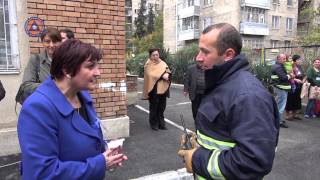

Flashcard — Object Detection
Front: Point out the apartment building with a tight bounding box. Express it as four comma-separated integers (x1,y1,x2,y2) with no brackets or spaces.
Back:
164,0,298,53
0,0,129,156
297,0,320,36
125,0,163,52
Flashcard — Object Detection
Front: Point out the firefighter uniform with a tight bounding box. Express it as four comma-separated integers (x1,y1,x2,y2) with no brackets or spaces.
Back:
192,54,279,180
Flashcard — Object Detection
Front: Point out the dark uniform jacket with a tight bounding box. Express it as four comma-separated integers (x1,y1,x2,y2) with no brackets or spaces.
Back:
271,62,290,90
192,54,279,180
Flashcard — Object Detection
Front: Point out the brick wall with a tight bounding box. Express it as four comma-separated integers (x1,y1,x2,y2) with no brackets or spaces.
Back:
26,0,127,119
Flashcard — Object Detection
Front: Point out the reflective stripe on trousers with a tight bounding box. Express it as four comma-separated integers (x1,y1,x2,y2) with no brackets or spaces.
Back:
196,130,236,180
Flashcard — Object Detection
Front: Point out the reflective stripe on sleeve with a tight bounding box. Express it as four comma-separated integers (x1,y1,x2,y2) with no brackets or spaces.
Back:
207,149,225,180
196,130,236,151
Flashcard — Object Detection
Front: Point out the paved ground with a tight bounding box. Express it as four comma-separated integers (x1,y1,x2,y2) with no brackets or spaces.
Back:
1,82,320,179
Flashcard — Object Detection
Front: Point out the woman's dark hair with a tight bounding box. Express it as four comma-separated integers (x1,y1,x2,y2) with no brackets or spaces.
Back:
292,54,301,62
149,48,160,57
40,27,62,42
51,39,102,79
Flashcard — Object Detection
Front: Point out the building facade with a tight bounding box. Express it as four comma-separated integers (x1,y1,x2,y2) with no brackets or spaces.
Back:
0,0,129,156
164,0,299,53
126,0,163,53
297,0,320,37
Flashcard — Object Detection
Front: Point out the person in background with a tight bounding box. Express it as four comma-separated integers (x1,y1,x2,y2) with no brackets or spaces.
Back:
142,48,171,131
17,27,62,104
0,80,5,101
272,53,294,128
178,23,279,179
60,28,75,42
304,57,320,118
18,39,127,179
183,61,205,125
285,55,305,120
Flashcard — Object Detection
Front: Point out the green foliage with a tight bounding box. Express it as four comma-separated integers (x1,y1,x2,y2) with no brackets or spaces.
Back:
298,6,320,45
134,0,147,39
126,52,148,77
169,44,199,83
126,43,198,84
300,27,320,45
132,14,163,54
251,63,273,93
147,5,155,34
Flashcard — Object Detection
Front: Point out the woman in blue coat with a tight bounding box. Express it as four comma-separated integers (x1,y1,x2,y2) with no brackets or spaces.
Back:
17,39,127,180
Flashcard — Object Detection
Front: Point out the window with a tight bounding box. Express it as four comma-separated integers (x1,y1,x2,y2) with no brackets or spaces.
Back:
272,0,279,4
241,7,266,24
203,0,213,6
272,16,280,29
181,16,199,31
0,0,19,73
286,18,293,31
203,17,212,29
287,0,293,6
242,37,263,49
271,40,278,48
285,40,291,47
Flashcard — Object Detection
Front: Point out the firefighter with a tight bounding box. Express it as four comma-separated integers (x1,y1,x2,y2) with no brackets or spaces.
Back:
178,23,279,180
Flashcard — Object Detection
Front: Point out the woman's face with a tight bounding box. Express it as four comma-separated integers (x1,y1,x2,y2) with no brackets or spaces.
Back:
42,35,61,57
150,51,160,61
71,58,101,91
313,59,320,69
295,59,302,65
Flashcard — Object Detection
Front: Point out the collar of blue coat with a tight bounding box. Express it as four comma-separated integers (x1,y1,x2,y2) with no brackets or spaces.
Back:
37,76,93,117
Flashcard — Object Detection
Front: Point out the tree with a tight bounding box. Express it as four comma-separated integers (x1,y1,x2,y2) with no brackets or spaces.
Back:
147,4,155,34
298,6,320,45
132,13,163,54
134,0,147,39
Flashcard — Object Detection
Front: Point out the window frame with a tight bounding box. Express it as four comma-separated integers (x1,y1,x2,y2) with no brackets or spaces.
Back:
272,15,280,29
286,17,293,32
0,0,19,74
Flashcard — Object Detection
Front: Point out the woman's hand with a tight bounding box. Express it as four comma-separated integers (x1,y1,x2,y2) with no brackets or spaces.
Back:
162,73,169,81
294,79,303,84
103,148,128,169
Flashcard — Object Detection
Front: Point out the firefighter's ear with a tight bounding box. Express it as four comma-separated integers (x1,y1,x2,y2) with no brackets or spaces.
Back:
223,48,236,61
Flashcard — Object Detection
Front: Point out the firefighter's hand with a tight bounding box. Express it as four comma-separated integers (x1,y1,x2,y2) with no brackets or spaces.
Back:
178,148,197,173
180,132,199,149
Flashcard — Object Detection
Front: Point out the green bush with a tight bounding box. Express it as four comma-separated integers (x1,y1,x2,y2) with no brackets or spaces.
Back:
170,43,199,83
126,52,148,77
251,63,273,93
126,43,199,84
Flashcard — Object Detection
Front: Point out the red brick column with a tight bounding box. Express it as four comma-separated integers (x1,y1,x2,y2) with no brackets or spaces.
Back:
27,0,127,119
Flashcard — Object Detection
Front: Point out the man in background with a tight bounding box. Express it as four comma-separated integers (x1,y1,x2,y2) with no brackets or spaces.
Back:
60,28,74,42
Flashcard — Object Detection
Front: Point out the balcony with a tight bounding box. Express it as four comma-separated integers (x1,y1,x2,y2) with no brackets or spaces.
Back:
240,0,270,9
240,22,269,35
178,29,200,41
178,5,200,19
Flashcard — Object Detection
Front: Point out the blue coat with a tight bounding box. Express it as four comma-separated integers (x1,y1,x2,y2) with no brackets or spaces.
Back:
18,77,106,180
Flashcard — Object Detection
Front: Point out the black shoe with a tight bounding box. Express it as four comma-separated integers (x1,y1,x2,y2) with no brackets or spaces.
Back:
151,127,158,131
280,122,288,128
159,126,167,130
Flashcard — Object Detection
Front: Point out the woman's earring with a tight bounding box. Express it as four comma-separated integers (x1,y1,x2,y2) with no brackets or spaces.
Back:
66,74,71,79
